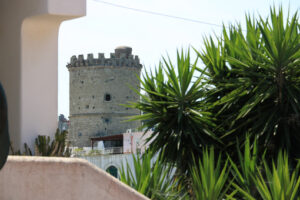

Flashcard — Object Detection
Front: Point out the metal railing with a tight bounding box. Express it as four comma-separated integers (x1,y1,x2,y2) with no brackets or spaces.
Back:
72,147,123,157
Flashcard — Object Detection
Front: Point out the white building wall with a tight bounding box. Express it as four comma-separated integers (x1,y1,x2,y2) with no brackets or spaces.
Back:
0,0,86,152
80,154,135,178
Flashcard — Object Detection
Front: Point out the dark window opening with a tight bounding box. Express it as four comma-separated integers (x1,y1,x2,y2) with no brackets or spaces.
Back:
104,94,111,101
92,95,95,99
92,106,95,109
86,105,89,109
78,132,82,137
81,80,84,84
106,166,118,178
104,118,110,123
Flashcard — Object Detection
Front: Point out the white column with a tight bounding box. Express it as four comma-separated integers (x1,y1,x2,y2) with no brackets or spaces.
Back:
0,0,86,152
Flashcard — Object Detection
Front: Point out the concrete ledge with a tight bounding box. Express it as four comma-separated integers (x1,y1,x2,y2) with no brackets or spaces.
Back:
0,156,149,200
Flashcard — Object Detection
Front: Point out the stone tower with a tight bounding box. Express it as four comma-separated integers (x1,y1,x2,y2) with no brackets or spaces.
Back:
67,46,142,147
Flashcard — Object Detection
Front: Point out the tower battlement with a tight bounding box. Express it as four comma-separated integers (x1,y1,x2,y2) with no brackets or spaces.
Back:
67,46,142,68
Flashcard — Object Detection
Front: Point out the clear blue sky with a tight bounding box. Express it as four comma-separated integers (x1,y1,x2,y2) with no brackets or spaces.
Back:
58,0,299,117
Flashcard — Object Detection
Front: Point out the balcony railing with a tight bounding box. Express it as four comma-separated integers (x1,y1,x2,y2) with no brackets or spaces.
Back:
72,147,123,157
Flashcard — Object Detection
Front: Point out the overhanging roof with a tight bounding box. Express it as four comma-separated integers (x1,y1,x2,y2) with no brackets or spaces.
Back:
90,134,123,142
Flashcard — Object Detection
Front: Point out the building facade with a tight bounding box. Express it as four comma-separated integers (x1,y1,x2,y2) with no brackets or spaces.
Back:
67,46,142,147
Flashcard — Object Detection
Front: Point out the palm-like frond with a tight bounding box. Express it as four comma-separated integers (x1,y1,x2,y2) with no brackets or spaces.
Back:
128,50,219,172
198,6,300,157
233,151,300,200
119,151,178,200
190,147,231,200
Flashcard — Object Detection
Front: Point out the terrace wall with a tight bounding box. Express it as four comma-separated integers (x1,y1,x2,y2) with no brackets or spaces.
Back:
0,156,149,200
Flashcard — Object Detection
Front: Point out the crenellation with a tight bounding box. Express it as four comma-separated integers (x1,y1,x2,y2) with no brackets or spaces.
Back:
98,53,105,59
67,48,142,69
71,55,77,65
134,55,139,62
87,54,94,65
78,55,84,67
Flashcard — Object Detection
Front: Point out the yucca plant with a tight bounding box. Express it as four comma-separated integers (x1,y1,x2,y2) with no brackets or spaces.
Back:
128,50,219,175
198,6,300,158
228,135,261,197
233,151,300,200
190,147,231,200
119,150,179,200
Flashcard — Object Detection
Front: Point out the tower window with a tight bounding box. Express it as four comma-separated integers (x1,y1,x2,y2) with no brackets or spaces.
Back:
104,93,111,101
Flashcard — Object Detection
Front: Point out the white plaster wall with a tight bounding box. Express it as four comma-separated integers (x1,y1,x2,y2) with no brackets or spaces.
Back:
81,153,135,176
0,156,149,200
0,0,86,151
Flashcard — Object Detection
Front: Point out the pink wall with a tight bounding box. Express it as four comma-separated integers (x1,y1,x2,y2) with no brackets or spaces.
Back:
123,131,153,154
0,156,149,200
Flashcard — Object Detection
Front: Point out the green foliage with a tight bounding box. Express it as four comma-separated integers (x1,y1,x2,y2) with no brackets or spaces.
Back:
120,151,179,200
10,142,32,156
128,50,219,173
228,135,260,196
120,5,300,200
35,135,52,156
233,151,300,200
190,147,231,200
197,6,300,157
23,143,32,156
87,149,101,156
34,129,69,157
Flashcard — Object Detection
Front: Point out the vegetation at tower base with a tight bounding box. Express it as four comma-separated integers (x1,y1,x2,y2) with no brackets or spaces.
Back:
121,142,300,199
232,151,300,200
120,150,181,200
124,6,300,199
228,135,261,198
197,6,300,159
190,147,231,200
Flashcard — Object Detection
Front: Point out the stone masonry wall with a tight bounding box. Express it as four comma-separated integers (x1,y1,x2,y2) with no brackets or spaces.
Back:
68,47,142,147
